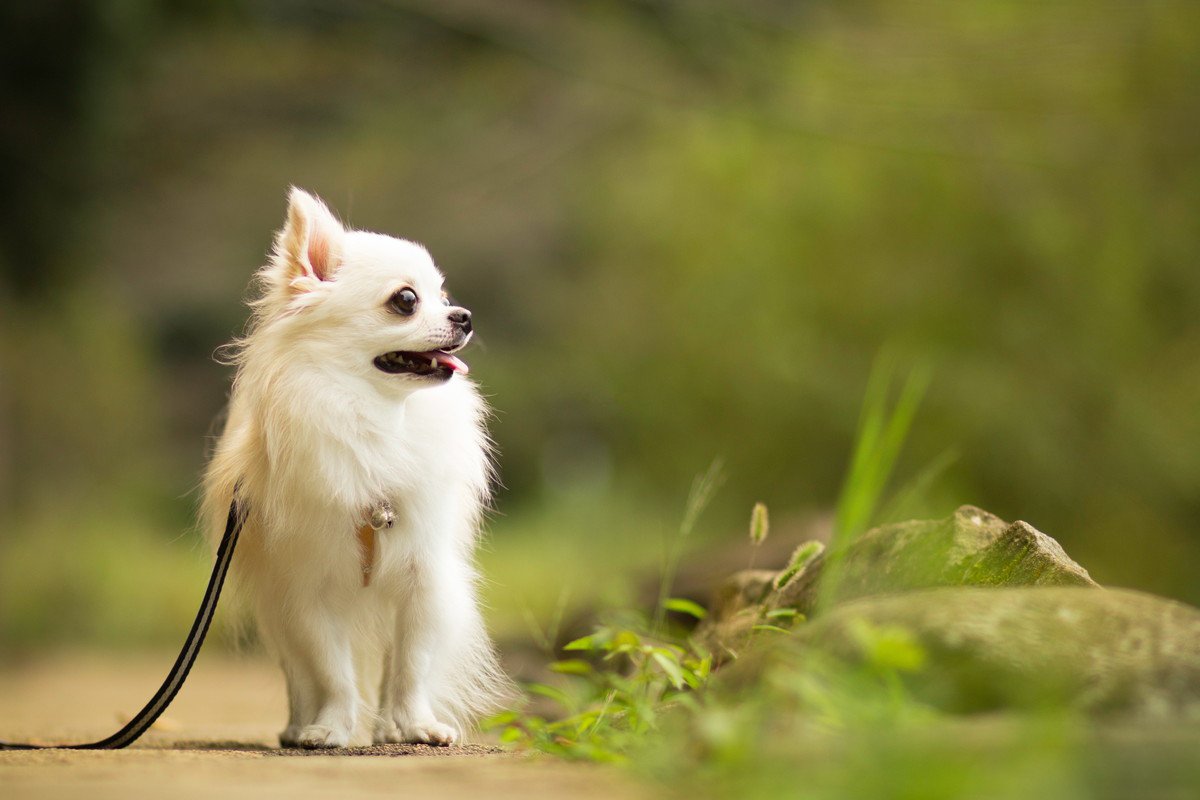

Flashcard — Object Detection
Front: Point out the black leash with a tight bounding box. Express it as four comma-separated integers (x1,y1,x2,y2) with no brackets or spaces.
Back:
0,499,246,750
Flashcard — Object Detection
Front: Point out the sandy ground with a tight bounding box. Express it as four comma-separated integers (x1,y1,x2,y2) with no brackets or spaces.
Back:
0,652,645,800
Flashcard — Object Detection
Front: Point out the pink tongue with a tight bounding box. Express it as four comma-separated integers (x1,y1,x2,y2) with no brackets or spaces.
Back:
427,351,469,375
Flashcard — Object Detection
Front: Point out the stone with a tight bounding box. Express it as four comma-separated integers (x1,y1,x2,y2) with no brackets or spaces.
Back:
792,587,1200,719
694,569,779,658
697,506,1099,661
771,506,1097,615
709,569,778,620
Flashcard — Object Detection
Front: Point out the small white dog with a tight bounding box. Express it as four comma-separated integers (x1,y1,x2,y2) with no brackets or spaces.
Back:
202,188,510,748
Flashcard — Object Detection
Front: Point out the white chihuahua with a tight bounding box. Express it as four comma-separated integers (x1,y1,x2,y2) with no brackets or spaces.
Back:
202,188,510,748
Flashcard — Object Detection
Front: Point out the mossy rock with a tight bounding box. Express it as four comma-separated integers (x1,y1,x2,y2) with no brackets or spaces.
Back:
698,506,1097,658
697,509,1200,718
794,587,1200,719
774,505,1097,615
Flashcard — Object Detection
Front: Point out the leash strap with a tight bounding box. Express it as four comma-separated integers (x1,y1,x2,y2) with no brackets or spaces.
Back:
0,499,246,750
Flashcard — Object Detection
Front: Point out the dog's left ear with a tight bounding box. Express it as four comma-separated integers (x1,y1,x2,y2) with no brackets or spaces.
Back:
274,187,344,289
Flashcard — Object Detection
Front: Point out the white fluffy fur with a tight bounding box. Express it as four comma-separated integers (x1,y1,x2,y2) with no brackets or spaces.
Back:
201,188,511,748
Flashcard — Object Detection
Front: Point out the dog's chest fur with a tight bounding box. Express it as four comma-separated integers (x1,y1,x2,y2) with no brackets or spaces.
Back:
232,363,489,594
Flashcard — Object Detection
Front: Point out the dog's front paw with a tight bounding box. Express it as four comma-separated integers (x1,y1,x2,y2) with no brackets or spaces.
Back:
372,720,402,745
296,724,351,749
394,717,457,746
279,725,304,748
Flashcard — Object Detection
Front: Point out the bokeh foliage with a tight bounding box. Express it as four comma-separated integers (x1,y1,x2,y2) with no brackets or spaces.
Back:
1,0,1199,648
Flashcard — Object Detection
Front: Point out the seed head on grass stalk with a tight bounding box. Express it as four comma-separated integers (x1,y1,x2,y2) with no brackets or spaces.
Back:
774,540,824,591
654,458,724,634
747,502,769,569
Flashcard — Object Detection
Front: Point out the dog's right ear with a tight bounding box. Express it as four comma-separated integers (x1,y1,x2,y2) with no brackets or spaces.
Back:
273,187,344,292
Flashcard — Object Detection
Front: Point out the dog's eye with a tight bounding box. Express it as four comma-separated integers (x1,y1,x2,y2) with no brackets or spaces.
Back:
388,288,418,316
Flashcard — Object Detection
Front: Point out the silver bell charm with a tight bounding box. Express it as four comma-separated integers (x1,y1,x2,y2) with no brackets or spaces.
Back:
368,500,395,530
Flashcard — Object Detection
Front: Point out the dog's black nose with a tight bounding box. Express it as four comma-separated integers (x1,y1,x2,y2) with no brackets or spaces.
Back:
449,307,473,334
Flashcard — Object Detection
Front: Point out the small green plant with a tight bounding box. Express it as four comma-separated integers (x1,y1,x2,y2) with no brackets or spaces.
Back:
485,460,723,761
484,624,714,762
833,353,931,543
653,459,724,634
488,359,940,766
774,540,825,590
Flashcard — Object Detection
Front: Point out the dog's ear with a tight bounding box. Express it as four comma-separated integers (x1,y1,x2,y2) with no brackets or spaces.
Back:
275,187,344,288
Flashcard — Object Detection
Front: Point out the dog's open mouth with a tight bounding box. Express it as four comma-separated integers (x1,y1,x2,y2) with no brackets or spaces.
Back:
373,350,469,380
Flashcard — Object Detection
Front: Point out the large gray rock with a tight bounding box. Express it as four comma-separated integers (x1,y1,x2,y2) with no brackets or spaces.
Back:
698,506,1097,659
695,509,1200,719
793,587,1200,719
708,569,778,621
774,505,1097,614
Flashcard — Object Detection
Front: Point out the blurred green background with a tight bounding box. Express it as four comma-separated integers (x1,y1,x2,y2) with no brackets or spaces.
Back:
1,0,1198,652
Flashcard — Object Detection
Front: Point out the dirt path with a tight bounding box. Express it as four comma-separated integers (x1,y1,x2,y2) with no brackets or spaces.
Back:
0,652,644,800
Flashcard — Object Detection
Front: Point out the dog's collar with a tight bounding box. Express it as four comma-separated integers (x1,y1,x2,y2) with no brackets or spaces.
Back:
357,500,395,587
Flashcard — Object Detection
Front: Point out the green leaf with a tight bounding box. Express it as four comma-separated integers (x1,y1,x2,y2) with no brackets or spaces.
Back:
751,624,792,635
549,659,594,675
824,355,931,612
613,629,642,649
765,607,804,621
562,635,596,651
833,355,931,544
564,627,616,652
663,597,708,620
480,710,520,728
649,645,684,660
526,682,573,708
651,651,686,688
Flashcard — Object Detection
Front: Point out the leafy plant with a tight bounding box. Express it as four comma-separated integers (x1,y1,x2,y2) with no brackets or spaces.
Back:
653,459,724,635
488,360,938,765
485,618,715,761
485,460,723,761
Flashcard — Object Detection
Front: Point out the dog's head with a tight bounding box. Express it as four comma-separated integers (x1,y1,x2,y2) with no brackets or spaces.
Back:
256,187,474,389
